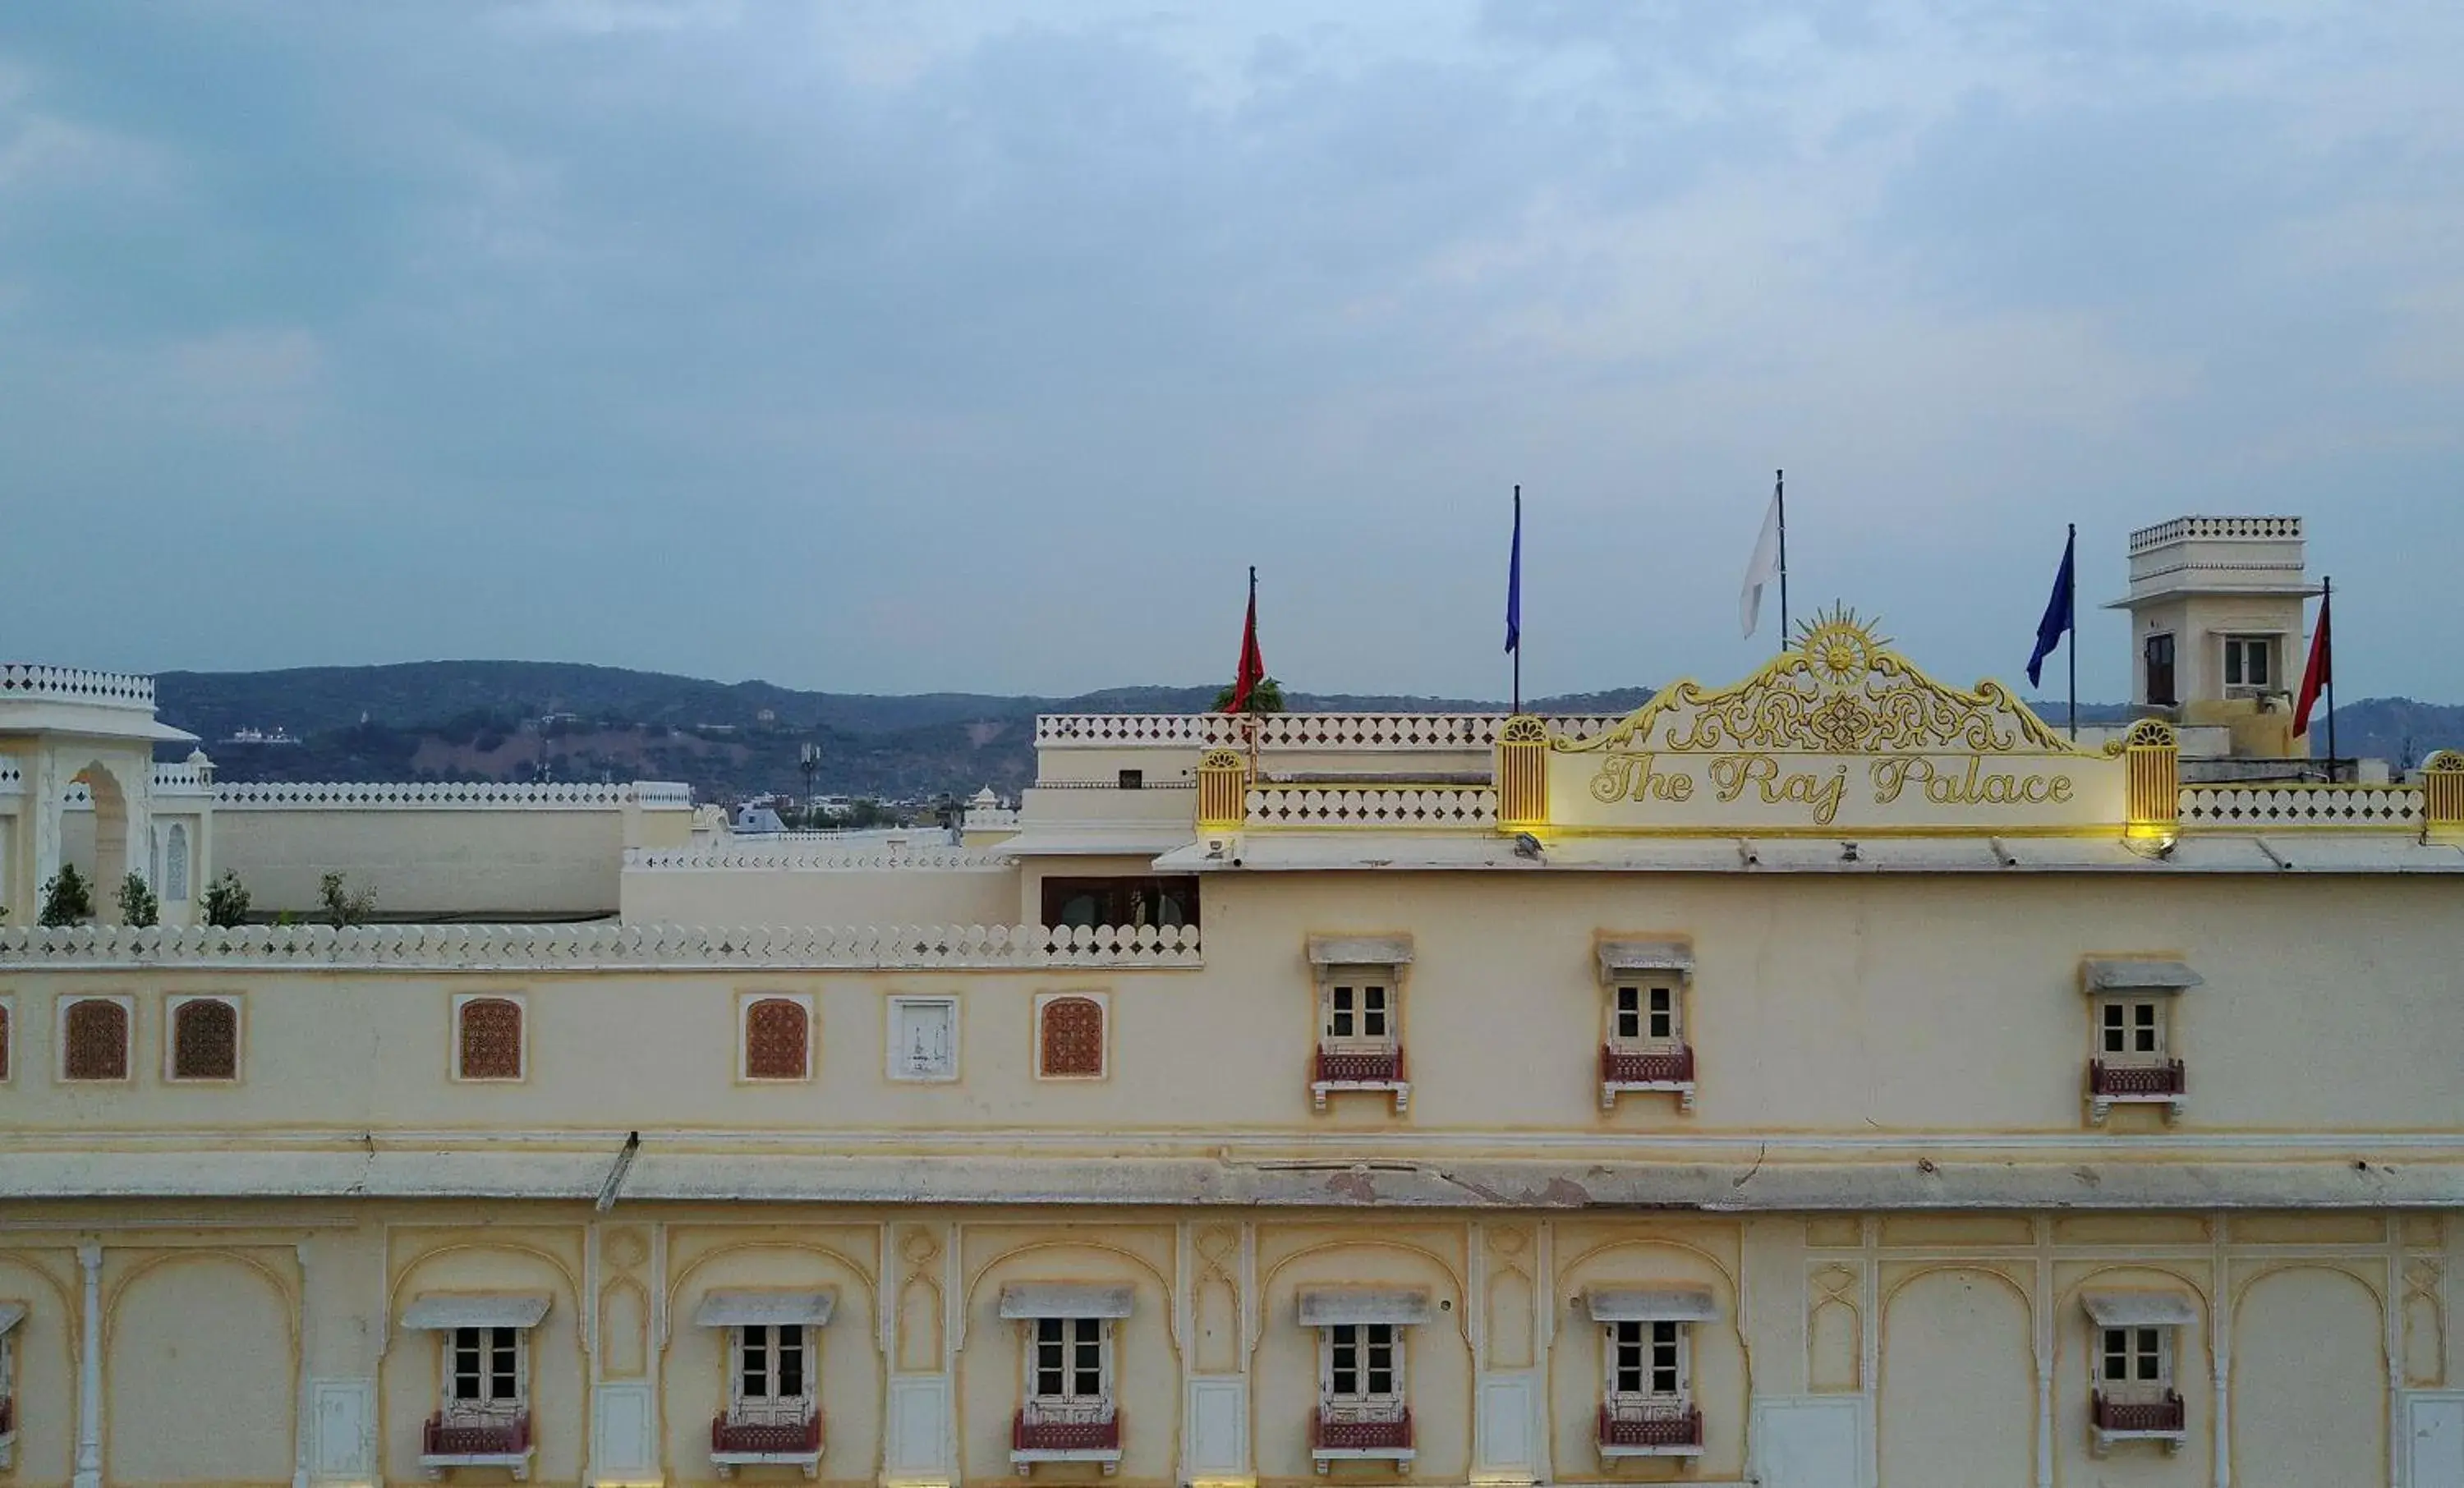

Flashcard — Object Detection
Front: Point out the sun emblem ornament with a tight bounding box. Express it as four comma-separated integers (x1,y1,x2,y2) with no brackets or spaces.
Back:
1796,607,1887,687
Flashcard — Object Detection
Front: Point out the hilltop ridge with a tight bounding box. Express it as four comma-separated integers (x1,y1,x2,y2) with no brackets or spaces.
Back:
149,660,2454,803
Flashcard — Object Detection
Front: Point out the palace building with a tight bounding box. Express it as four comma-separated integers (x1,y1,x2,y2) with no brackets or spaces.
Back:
1,514,2461,1488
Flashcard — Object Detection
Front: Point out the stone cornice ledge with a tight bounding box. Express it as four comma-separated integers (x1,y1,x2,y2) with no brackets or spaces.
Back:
0,1150,2448,1210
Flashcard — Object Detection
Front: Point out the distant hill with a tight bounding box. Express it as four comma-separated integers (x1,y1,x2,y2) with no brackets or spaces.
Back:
150,662,2460,803
152,661,1654,803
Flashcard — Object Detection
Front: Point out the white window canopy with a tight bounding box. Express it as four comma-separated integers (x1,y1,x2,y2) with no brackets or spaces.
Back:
401,1293,553,1331
2080,1289,2198,1328
1597,940,1694,978
694,1289,836,1328
1298,1287,1433,1327
0,1301,24,1335
1583,1285,1719,1324
999,1284,1134,1320
2081,959,2204,994
1308,935,1414,969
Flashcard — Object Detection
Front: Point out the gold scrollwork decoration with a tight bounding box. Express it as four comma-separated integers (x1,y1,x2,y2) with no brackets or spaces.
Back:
1556,606,2088,759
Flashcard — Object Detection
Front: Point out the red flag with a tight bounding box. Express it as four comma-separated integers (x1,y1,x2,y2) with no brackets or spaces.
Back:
1225,568,1265,714
2292,588,2332,737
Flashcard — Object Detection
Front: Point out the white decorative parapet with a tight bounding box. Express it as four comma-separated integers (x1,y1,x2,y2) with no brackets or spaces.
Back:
0,921,1200,970
1034,713,1628,749
2129,515,2301,550
0,663,154,707
627,846,1013,870
211,779,693,810
1246,784,1498,828
2178,783,2423,829
151,760,214,793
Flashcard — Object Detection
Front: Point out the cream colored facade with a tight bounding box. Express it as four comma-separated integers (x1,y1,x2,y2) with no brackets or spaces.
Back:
3,519,2463,1488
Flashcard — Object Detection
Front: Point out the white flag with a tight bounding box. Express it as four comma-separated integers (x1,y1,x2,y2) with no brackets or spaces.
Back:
1740,489,1783,638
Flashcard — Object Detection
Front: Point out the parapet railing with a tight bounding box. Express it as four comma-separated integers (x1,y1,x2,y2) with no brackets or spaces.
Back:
625,845,1014,870
0,663,154,707
2177,783,2424,830
1034,713,1626,750
1244,783,1498,828
0,922,1202,969
2128,515,2302,549
211,779,694,809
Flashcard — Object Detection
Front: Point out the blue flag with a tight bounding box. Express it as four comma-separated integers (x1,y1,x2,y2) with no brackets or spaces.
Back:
2026,529,2075,687
1504,488,1522,654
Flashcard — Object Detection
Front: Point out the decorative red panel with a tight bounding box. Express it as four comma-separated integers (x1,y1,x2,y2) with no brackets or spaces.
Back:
63,999,128,1082
458,999,524,1080
744,998,809,1080
2090,1059,2186,1096
0,1002,10,1082
172,999,238,1080
1040,997,1105,1077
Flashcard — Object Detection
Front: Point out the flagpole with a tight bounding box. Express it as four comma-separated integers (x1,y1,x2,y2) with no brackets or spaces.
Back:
2066,521,2078,741
2323,573,2337,782
1775,469,1790,638
1511,485,1522,715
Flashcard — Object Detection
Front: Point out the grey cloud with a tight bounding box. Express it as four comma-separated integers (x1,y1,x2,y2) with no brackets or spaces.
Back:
0,2,2457,704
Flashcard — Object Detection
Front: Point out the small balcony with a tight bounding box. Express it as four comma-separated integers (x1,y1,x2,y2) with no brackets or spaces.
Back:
712,1403,823,1479
1601,1043,1697,1111
1312,1404,1414,1473
1012,1402,1122,1475
1312,1045,1409,1113
421,1410,533,1480
2088,1059,2187,1124
2091,1389,2187,1454
1597,1401,1703,1458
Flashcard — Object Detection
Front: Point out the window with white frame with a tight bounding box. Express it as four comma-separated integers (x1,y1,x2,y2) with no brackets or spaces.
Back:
1026,1317,1111,1417
999,1284,1129,1427
2095,998,2167,1063
2222,634,2276,694
2080,1289,2194,1411
1322,978,1394,1051
2099,1325,2169,1396
444,1326,526,1419
1611,982,1681,1047
1598,941,1694,1049
1322,1323,1403,1414
1607,1320,1688,1403
734,1324,812,1417
1306,937,1412,1056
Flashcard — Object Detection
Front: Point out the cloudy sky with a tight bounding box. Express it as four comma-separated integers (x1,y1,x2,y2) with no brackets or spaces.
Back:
2,2,2458,701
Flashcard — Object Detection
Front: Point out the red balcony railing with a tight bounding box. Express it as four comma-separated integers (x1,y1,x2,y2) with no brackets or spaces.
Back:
1014,1404,1121,1451
712,1407,823,1455
1316,1046,1405,1084
2093,1390,2186,1434
2090,1060,2186,1097
1313,1406,1414,1450
1598,1402,1702,1448
1602,1045,1695,1084
423,1412,531,1458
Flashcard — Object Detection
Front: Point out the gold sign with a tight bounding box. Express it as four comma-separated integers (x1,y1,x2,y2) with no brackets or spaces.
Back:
1547,611,2128,834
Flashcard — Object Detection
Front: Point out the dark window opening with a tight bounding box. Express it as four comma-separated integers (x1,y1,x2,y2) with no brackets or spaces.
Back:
2145,633,2177,706
1040,875,1199,930
1118,769,1143,790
